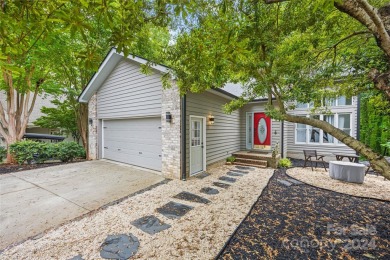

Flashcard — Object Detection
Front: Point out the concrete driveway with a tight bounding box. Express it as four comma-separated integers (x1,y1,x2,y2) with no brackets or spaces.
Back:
0,160,164,250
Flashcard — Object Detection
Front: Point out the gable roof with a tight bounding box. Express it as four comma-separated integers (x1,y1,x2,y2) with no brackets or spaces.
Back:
78,48,263,103
78,48,170,103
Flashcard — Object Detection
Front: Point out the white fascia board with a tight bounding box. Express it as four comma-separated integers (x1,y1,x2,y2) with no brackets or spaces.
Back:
78,49,122,103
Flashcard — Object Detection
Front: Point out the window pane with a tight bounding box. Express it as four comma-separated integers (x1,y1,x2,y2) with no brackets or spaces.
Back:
309,115,320,143
338,114,351,129
297,123,306,129
247,114,252,144
323,115,334,143
296,129,306,142
325,98,336,106
296,102,307,108
337,96,352,106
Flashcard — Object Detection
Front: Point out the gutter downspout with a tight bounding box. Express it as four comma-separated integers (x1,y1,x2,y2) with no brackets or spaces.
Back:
181,95,187,181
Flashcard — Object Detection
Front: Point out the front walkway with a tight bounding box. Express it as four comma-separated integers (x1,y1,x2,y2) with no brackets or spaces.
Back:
0,164,273,259
218,169,390,259
0,160,164,250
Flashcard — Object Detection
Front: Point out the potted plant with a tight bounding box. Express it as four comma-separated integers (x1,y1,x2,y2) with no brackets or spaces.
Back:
226,156,236,165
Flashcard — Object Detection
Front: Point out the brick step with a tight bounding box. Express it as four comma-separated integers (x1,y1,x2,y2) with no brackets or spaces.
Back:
234,158,268,167
233,162,267,168
233,153,271,160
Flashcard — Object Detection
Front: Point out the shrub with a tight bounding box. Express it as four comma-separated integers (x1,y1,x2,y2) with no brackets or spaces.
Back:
55,141,85,162
35,142,57,163
0,146,7,162
226,156,236,163
9,140,41,165
278,158,292,168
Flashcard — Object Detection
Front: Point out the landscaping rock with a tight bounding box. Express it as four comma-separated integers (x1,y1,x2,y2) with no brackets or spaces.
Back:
173,191,210,204
67,255,84,260
219,176,237,183
277,179,292,187
200,187,219,195
227,172,244,177
156,201,194,219
100,234,139,259
195,172,210,179
213,182,231,189
131,215,171,235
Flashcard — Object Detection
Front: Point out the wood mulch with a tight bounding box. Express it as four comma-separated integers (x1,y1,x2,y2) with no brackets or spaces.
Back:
217,169,390,259
0,160,86,175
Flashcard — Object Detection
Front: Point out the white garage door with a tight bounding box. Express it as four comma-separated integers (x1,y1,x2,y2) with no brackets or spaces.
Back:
102,117,162,171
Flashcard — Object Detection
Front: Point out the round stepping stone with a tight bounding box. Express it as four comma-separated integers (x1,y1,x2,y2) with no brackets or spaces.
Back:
100,234,139,259
230,169,249,174
131,215,171,235
219,176,236,183
157,201,193,219
227,172,243,177
173,191,210,204
200,187,219,195
213,182,230,189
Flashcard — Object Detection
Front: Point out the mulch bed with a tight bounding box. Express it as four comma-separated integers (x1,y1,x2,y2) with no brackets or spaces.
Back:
0,160,86,175
218,169,390,259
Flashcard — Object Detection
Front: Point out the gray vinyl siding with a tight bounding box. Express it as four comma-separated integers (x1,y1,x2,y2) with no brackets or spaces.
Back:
240,102,283,151
96,59,162,119
286,97,358,160
186,91,241,174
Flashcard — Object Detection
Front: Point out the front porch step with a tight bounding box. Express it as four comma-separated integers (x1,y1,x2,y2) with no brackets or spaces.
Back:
234,158,268,167
233,162,267,168
232,152,272,161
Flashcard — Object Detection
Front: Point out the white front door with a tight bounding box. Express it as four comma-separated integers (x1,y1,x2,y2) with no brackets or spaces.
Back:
190,117,204,175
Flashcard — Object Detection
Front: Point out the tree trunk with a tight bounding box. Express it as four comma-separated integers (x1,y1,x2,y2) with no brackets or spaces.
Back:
75,103,89,157
283,113,390,180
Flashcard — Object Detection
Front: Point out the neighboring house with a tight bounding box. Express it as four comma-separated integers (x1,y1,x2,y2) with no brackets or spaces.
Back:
79,49,358,180
0,93,74,146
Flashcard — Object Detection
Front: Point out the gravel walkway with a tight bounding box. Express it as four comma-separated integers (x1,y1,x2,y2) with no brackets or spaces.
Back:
0,165,273,259
218,169,390,259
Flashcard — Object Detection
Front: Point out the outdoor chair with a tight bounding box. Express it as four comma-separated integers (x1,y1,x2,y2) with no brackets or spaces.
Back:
303,150,327,171
362,157,389,180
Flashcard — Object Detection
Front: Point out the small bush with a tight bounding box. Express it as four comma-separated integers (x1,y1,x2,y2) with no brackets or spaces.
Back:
226,156,236,163
9,140,41,165
0,146,7,162
278,158,292,168
55,141,85,162
35,142,57,163
9,140,85,164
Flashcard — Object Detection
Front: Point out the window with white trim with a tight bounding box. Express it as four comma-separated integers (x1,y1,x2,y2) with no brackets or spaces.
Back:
297,96,352,108
295,113,351,145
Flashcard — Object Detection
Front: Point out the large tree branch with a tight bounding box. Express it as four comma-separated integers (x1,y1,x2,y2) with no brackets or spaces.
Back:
335,0,390,59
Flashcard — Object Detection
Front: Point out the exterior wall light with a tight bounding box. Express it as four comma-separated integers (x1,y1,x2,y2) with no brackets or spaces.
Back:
208,115,215,125
166,112,172,123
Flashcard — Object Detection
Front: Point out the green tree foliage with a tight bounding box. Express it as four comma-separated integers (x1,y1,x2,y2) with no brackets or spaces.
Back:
167,0,390,177
360,92,390,154
34,99,80,142
0,0,174,161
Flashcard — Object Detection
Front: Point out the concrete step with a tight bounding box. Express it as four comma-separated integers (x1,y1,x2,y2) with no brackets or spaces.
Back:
233,162,267,168
233,152,271,160
235,158,268,167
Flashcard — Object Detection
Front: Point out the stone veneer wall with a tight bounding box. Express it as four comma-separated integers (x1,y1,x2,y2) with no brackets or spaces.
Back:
161,85,181,179
88,94,98,160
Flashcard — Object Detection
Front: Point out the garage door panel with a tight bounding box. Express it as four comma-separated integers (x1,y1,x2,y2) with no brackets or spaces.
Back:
103,117,162,171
